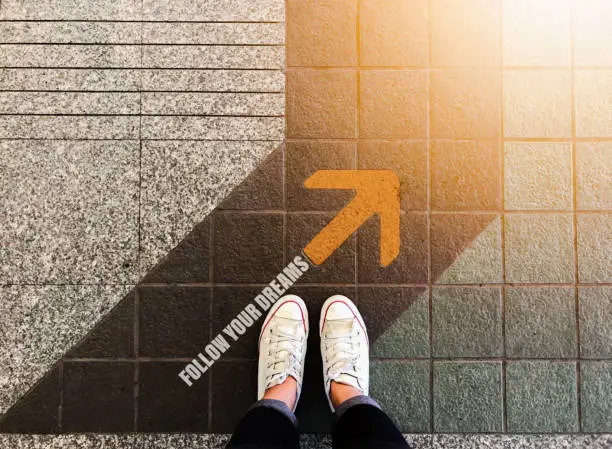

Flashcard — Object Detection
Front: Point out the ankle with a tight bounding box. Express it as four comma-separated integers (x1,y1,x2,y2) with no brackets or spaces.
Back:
330,381,363,409
263,376,298,410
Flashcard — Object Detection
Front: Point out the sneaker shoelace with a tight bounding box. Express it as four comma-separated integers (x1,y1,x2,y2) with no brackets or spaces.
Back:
265,323,304,389
324,321,361,381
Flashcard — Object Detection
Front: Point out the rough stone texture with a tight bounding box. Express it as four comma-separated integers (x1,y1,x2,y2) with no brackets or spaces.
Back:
431,69,501,139
142,23,284,45
359,0,429,67
436,218,503,284
504,214,575,283
575,71,612,137
577,142,612,210
502,0,571,66
433,362,503,433
0,140,139,284
140,140,278,274
506,361,578,433
286,0,357,67
432,435,612,449
0,44,140,68
141,92,284,116
432,287,502,358
581,361,612,432
504,142,572,210
503,70,572,138
141,116,283,140
430,0,501,66
142,46,284,70
574,1,612,66
142,0,284,21
0,68,142,91
0,116,140,139
505,287,577,358
360,70,427,138
286,69,357,138
371,361,431,432
0,22,141,44
0,0,141,20
577,214,612,283
0,92,140,115
0,285,131,415
579,287,612,359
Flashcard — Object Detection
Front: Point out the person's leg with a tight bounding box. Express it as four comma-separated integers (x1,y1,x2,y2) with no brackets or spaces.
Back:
226,295,309,449
319,295,411,449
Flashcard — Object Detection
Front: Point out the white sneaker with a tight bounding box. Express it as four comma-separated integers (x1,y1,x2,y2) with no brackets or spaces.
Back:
257,295,309,411
319,295,369,412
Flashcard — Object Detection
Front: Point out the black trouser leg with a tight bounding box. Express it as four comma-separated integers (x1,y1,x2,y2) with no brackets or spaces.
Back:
333,403,411,449
227,401,300,449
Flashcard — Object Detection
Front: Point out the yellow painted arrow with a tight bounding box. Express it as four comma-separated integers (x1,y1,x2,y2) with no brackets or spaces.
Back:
303,170,401,267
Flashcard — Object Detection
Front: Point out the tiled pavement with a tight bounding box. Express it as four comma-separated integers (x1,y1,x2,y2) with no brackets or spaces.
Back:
1,0,611,448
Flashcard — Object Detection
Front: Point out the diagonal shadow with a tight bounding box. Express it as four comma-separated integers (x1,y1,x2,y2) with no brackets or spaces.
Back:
0,144,497,434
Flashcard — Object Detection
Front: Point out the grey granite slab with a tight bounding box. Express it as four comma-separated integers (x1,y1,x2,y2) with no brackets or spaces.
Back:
0,139,139,284
0,45,140,68
0,22,141,44
141,116,283,140
140,69,284,92
142,45,284,69
0,69,142,91
0,116,139,139
142,0,284,21
432,434,612,448
139,140,279,274
0,285,132,415
142,23,284,45
0,0,141,20
0,92,140,115
141,92,283,116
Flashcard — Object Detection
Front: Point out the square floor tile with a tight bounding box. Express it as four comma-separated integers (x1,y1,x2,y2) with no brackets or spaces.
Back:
140,140,274,274
139,361,209,432
431,69,501,139
581,361,612,432
434,362,503,433
286,0,357,67
575,71,612,137
287,70,357,139
63,361,134,432
577,142,612,210
219,147,284,211
506,361,578,433
430,0,500,66
213,212,284,283
503,70,572,138
574,0,612,66
211,360,257,432
502,0,571,66
505,286,577,358
139,286,211,357
504,214,574,283
579,287,612,359
0,366,60,433
285,140,356,211
504,142,572,210
359,287,429,358
371,361,430,432
358,140,427,211
0,140,138,284
431,140,501,210
212,286,263,359
432,287,502,357
286,213,355,284
578,214,611,284
359,0,428,67
432,214,502,284
358,214,427,284
359,70,427,139
67,292,135,358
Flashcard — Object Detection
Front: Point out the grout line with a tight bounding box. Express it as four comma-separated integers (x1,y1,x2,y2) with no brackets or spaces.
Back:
57,360,63,431
569,0,582,432
0,90,285,93
354,0,360,300
0,42,286,47
0,20,286,24
0,113,286,117
133,284,141,431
